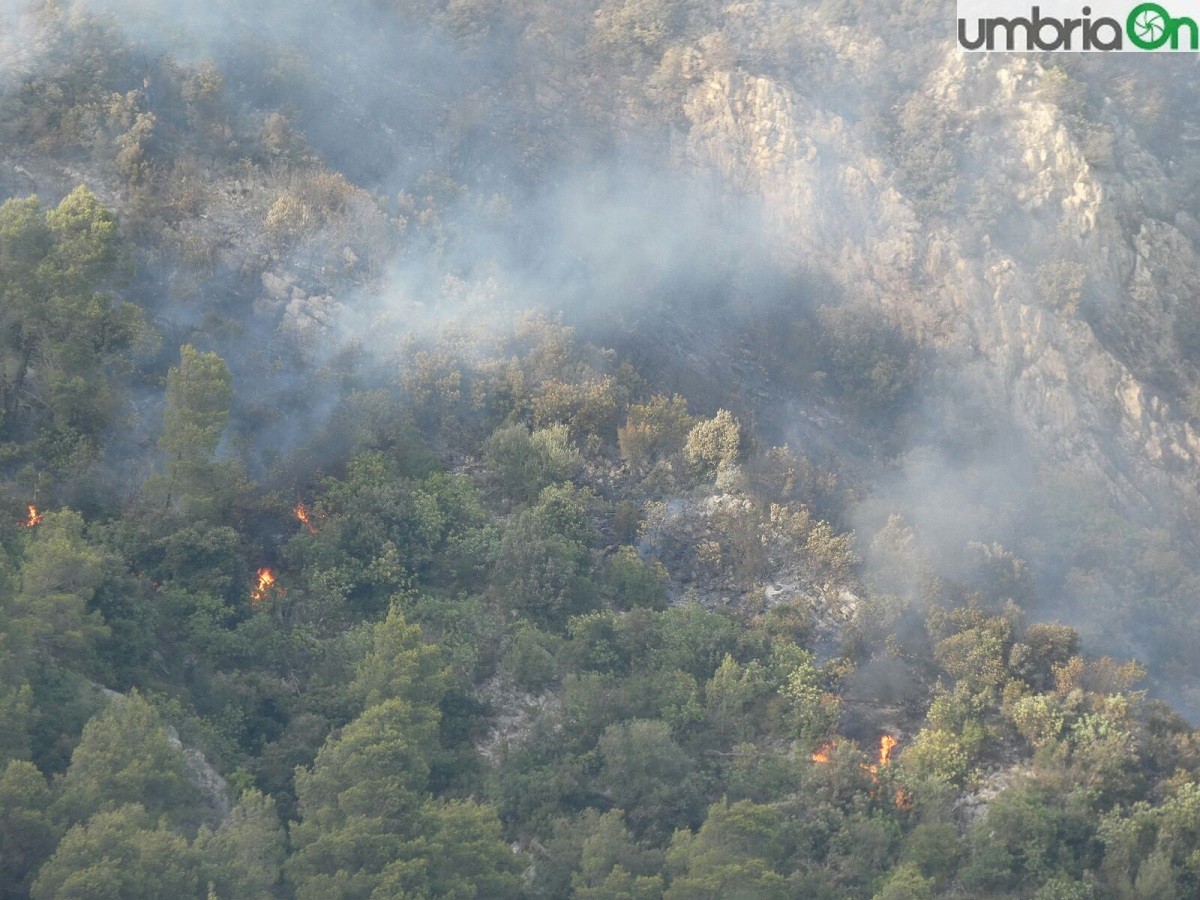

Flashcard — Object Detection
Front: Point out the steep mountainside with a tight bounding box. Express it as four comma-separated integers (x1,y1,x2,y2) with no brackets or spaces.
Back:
7,2,1200,897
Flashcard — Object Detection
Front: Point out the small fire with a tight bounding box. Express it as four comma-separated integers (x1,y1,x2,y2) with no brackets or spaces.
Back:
294,502,318,535
251,568,278,603
811,734,902,806
811,742,835,764
879,734,899,768
21,505,42,528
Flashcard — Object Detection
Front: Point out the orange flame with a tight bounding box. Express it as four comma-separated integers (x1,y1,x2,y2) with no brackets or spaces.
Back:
251,568,278,603
879,734,898,768
811,742,835,764
894,787,913,810
294,502,318,535
21,505,42,528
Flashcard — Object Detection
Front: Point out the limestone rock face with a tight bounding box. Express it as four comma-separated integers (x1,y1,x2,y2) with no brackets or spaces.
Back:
261,270,293,300
677,34,1200,523
281,291,346,348
166,725,231,822
98,688,231,822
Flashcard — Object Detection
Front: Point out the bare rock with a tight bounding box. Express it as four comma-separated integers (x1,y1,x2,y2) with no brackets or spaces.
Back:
282,293,345,347
261,270,292,299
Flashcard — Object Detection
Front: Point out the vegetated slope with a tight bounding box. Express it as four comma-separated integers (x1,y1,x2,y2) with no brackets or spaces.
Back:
3,1,1200,898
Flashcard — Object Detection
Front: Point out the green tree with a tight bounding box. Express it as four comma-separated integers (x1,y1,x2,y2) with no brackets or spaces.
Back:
572,809,664,899
1099,781,1200,899
900,821,961,891
704,654,763,746
648,602,741,682
493,500,597,626
287,613,508,898
1034,875,1097,900
0,188,151,440
1037,259,1087,317
287,693,519,898
371,798,522,899
778,651,840,740
295,454,493,610
0,556,34,762
1132,850,1181,899
157,345,235,517
683,410,740,481
606,546,668,611
31,804,199,900
0,196,49,433
287,697,439,897
898,728,971,786
348,604,449,710
484,423,581,503
618,394,694,469
54,692,200,829
960,782,1086,893
1010,623,1080,692
932,611,1014,698
665,799,789,900
504,625,559,692
597,720,697,839
0,759,58,896
873,863,934,900
593,0,680,60
827,812,903,894
9,510,111,670
576,866,665,900
194,789,286,900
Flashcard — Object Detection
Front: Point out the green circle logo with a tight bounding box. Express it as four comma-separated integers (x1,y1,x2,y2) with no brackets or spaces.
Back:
1128,2,1172,48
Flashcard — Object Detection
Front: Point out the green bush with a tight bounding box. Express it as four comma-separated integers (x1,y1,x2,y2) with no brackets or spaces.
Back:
484,423,581,503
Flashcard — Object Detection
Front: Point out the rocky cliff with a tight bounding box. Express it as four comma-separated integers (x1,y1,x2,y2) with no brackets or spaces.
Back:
676,15,1200,539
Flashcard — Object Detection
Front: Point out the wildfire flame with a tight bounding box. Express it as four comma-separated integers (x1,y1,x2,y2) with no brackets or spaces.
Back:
813,736,898,769
811,736,906,809
294,502,318,535
21,505,42,528
251,568,278,603
811,742,835,764
879,734,898,768
872,735,909,810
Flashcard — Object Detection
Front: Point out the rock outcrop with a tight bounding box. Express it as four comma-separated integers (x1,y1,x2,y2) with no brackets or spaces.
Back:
678,25,1200,530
